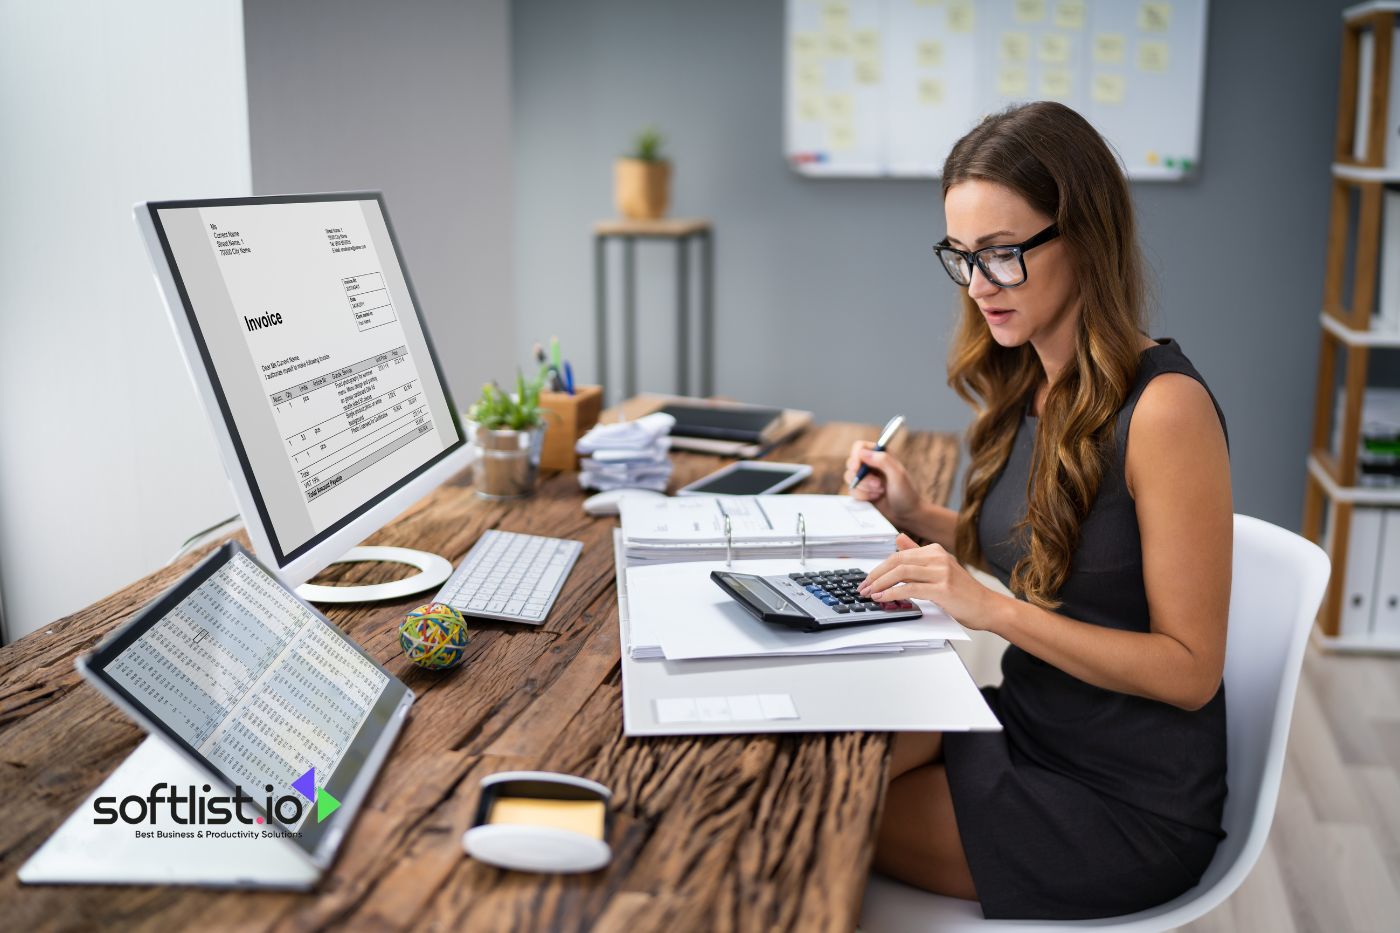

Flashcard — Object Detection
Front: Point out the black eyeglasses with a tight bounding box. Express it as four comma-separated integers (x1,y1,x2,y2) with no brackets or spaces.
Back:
933,223,1061,289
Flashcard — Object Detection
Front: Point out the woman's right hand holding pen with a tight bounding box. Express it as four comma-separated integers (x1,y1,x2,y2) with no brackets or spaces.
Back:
844,441,925,530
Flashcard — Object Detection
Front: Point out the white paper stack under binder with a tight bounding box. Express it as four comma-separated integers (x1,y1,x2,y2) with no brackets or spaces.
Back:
619,545,968,661
615,495,968,662
620,494,898,564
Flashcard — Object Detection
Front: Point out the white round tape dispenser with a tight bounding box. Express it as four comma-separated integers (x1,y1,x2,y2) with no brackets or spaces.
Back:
463,771,613,874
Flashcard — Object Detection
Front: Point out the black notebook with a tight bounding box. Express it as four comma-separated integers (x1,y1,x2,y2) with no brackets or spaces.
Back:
658,403,784,443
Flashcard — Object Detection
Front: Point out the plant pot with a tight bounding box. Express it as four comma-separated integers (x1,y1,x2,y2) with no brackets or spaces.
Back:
614,158,671,220
468,422,546,499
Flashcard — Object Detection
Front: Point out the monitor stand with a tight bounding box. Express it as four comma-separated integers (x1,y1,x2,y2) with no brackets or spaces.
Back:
295,546,453,604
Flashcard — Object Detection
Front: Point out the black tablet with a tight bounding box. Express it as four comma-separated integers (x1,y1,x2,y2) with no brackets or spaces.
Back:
658,402,783,442
77,541,413,869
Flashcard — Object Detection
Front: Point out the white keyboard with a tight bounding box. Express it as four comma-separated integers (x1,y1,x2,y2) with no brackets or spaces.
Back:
433,530,583,625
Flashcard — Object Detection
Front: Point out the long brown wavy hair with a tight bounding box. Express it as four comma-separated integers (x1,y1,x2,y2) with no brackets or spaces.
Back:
945,102,1148,609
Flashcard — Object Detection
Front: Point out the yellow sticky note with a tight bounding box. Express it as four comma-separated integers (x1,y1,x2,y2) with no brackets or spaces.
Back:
1092,73,1126,104
1093,33,1125,64
830,122,857,151
854,29,880,55
1039,33,1071,64
794,32,820,58
1001,33,1031,63
918,78,944,105
998,66,1029,97
826,92,853,119
948,0,974,33
1040,68,1073,99
917,39,943,68
798,95,822,122
798,61,823,90
1139,1,1171,32
1014,0,1046,23
489,797,606,839
1054,0,1086,30
1137,40,1170,72
825,31,852,56
856,59,882,84
823,2,849,34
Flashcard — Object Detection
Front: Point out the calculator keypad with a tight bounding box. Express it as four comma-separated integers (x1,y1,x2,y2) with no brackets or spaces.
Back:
774,568,919,624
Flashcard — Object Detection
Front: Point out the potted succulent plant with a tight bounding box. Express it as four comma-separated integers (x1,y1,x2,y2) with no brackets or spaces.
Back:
465,368,550,499
614,126,670,220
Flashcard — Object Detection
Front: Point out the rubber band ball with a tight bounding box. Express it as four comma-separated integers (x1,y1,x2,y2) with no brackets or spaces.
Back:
399,602,471,670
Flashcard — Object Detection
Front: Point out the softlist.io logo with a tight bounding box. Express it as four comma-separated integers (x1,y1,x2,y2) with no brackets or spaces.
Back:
94,765,341,836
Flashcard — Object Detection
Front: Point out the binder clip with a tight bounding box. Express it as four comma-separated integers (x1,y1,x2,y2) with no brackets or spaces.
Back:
797,513,807,567
725,515,733,568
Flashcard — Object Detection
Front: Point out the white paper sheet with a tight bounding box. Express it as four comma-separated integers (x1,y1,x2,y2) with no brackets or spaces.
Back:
625,557,968,661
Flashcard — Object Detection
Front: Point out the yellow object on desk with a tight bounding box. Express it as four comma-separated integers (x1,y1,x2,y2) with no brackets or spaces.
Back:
488,797,607,839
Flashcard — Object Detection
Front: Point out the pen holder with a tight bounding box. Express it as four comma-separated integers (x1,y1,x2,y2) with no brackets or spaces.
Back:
537,385,603,472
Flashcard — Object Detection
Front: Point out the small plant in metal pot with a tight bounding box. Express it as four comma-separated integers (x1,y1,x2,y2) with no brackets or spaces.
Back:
465,367,551,499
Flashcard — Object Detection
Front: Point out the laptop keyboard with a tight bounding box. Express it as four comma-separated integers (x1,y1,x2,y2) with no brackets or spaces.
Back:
432,530,582,625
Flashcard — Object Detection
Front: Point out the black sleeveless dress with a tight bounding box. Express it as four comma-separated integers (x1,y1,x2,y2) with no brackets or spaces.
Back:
941,338,1229,920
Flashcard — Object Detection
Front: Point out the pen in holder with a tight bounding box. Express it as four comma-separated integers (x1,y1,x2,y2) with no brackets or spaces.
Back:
725,515,733,568
797,513,807,567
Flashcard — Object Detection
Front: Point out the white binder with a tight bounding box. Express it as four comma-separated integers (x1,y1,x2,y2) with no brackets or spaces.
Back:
1373,510,1400,639
1338,507,1385,638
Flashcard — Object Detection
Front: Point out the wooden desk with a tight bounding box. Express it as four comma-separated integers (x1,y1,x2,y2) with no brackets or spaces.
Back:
0,419,958,932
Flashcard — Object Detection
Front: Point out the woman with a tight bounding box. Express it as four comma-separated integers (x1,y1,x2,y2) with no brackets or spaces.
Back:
845,101,1232,920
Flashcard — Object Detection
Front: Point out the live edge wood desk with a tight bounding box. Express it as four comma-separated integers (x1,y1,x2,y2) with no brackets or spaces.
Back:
0,416,958,933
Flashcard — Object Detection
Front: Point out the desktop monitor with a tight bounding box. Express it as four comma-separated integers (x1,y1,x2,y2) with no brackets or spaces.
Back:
135,193,474,601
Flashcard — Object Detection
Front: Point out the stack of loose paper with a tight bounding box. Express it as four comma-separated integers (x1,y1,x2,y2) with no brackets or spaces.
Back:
576,412,675,492
620,551,968,661
620,494,898,565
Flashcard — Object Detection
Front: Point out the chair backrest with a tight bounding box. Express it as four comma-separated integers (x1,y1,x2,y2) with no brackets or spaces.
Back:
1144,513,1330,928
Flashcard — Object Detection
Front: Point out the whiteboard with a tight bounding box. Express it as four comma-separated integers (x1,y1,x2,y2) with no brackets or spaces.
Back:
784,0,1209,180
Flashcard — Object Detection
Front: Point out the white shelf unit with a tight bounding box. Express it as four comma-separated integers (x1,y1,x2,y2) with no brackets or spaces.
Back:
1319,310,1400,346
1303,7,1400,652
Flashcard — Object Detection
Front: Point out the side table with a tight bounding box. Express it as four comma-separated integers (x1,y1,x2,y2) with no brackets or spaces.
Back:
593,218,713,402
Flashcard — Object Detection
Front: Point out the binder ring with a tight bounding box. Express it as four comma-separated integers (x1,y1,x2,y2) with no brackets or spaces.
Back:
797,513,807,567
725,515,734,568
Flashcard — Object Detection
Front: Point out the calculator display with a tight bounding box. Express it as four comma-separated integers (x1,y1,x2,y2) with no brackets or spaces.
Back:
726,574,793,614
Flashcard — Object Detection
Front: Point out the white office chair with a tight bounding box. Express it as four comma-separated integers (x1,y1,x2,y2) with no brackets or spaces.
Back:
859,513,1331,933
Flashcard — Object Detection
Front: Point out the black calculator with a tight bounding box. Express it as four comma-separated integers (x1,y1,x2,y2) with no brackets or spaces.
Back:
709,568,922,633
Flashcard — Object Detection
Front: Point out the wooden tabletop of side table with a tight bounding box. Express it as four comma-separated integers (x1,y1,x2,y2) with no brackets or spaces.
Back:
0,414,959,932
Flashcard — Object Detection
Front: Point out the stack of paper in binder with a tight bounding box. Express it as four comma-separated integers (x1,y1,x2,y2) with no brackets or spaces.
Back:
1334,389,1400,487
619,494,899,564
575,412,675,492
614,496,966,662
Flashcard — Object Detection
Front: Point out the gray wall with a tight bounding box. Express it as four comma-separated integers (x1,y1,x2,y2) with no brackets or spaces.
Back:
513,0,1358,530
243,0,515,412
0,0,248,641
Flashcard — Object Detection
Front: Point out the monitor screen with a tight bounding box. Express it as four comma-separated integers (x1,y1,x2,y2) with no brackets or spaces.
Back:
147,195,462,566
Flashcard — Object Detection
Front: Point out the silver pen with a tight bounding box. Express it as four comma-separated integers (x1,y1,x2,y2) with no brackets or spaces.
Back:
850,414,906,490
